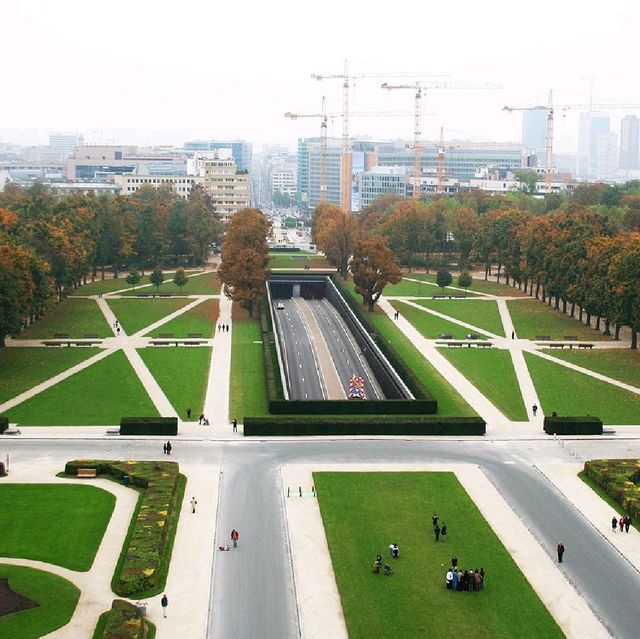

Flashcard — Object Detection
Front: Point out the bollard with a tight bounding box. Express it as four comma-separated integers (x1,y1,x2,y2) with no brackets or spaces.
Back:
312,485,315,497
287,486,290,498
299,486,302,497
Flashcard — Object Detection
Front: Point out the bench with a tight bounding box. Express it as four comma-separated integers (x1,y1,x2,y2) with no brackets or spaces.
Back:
448,341,464,347
563,336,578,341
83,333,99,339
438,333,454,340
449,294,466,299
43,341,63,347
158,293,172,297
432,295,447,299
106,428,120,435
475,342,493,348
74,340,101,347
158,333,174,338
53,333,70,339
187,332,203,338
137,293,151,298
77,468,97,478
536,336,551,341
548,343,565,349
578,343,594,349
150,339,207,347
3,428,21,435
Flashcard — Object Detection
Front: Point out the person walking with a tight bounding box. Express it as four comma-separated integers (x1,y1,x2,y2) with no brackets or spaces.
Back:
186,407,192,419
612,515,618,532
231,529,239,548
190,497,197,514
161,594,168,618
432,514,439,528
163,442,167,455
557,541,565,563
166,441,172,456
511,330,515,339
625,515,631,533
441,522,447,542
198,413,205,425
434,524,441,542
619,517,625,532
232,418,237,433
532,404,538,417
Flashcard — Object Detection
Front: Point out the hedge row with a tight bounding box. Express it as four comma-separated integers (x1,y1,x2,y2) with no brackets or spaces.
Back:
330,276,434,401
0,416,8,434
64,459,184,597
99,599,155,639
543,416,603,435
260,300,284,401
244,416,485,436
583,459,640,521
270,247,301,253
269,399,437,415
120,417,178,436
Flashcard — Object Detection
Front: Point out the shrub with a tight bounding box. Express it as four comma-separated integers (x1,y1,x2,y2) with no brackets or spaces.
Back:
120,417,178,436
269,399,437,415
583,459,640,521
0,461,5,476
0,416,8,434
102,599,155,639
543,416,603,435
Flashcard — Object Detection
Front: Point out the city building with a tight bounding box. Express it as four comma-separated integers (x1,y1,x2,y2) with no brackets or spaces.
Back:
595,131,618,180
184,140,252,171
619,115,639,170
577,113,610,178
47,132,84,161
270,164,297,199
522,110,547,154
112,174,204,199
296,137,343,211
360,166,408,207
192,154,250,218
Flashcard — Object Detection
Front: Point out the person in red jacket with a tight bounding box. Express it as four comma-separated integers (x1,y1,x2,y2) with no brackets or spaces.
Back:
231,529,239,548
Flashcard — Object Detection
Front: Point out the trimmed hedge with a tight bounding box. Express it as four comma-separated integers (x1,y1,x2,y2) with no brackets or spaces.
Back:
270,247,301,253
269,399,437,415
583,459,640,522
101,599,155,639
120,417,178,436
543,416,603,435
0,416,8,434
244,416,485,436
64,459,183,597
260,300,284,401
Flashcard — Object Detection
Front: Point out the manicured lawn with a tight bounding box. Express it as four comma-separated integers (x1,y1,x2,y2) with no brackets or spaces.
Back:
72,276,151,295
16,299,112,339
138,347,212,416
415,299,505,336
144,299,219,337
524,352,640,425
365,311,476,416
392,301,491,339
400,273,529,297
107,298,190,335
229,308,268,420
0,484,115,570
5,350,158,425
547,349,640,389
118,270,222,296
315,472,563,639
0,564,80,639
441,349,527,420
269,253,329,269
0,348,95,403
507,299,611,341
385,276,471,297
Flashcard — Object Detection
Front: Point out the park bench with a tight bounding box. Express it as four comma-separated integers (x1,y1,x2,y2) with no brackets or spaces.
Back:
106,428,120,435
578,343,594,349
475,342,493,348
137,293,151,298
158,293,172,297
158,333,175,338
466,334,481,340
77,468,97,478
43,341,62,347
448,341,464,347
438,333,454,340
53,333,70,339
3,428,21,435
535,335,551,341
548,343,566,349
83,333,100,339
187,332,203,338
74,340,101,347
449,294,466,299
564,336,578,341
432,295,447,299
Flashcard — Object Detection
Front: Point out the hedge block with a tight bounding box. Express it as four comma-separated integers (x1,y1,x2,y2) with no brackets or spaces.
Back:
543,416,603,435
0,416,8,434
120,417,178,436
269,399,437,415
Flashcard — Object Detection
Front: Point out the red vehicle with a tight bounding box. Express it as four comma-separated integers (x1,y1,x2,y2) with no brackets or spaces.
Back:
348,375,366,400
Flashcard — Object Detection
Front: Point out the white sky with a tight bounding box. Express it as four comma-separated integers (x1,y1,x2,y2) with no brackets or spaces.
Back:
1,0,639,151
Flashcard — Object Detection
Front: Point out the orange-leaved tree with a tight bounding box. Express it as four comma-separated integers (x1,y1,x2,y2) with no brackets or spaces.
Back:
312,203,359,278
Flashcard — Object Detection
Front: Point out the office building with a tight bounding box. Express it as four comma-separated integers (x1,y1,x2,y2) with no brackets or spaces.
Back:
184,140,252,171
360,166,408,207
577,113,610,178
620,115,639,170
270,165,297,199
193,155,250,218
522,110,547,153
47,132,84,161
113,174,204,199
595,131,618,180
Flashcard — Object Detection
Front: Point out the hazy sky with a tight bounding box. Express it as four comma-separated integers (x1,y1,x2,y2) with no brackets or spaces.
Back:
2,0,639,151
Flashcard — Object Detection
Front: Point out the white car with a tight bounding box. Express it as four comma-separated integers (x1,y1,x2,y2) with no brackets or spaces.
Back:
276,302,285,310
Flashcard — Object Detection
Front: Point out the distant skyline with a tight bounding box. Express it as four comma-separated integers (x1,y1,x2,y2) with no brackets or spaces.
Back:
1,0,639,152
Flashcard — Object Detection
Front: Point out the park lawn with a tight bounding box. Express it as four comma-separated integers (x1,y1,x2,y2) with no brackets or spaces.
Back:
16,299,112,339
0,564,80,639
392,301,489,339
118,270,222,296
365,310,475,416
0,484,115,570
138,347,212,417
72,276,151,296
229,307,268,420
315,472,563,639
524,352,640,425
268,253,329,269
507,299,611,341
441,349,528,420
107,298,191,335
5,350,158,425
0,348,96,403
546,349,640,389
415,299,505,336
385,276,472,297
144,299,219,338
400,273,528,297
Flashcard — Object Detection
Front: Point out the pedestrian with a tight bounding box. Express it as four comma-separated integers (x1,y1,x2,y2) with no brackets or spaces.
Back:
557,541,565,563
511,330,515,339
166,440,172,455
612,515,618,532
452,568,459,591
116,326,121,335
163,442,167,455
451,556,458,569
532,404,538,417
161,593,168,618
619,516,624,532
190,496,197,514
231,529,239,548
434,524,441,542
186,407,192,419
480,567,485,589
226,324,230,332
198,413,205,425
441,522,447,541
445,568,453,589
203,417,209,425
432,514,439,528
232,418,237,433
625,515,631,533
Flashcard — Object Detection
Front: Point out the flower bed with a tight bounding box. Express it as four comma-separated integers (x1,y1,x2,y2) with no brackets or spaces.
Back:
64,459,185,597
98,599,156,639
583,459,640,520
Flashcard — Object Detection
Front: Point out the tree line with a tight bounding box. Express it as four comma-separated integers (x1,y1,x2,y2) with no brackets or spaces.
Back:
0,182,223,346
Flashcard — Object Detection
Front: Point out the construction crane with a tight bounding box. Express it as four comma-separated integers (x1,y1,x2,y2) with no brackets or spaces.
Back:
311,61,446,212
381,81,501,199
504,91,640,193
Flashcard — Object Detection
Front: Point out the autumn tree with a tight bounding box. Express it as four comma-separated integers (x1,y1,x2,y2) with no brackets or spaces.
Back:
312,203,359,278
185,185,223,265
173,267,188,292
350,236,402,311
218,208,270,317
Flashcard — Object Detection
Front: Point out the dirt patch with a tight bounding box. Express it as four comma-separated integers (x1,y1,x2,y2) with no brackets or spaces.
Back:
0,577,39,617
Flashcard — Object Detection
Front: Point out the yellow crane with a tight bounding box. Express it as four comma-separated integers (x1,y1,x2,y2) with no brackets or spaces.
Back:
504,91,640,193
381,81,501,199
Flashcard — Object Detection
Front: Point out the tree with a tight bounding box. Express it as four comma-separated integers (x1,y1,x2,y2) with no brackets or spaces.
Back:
150,267,164,292
436,268,452,291
185,185,223,265
312,203,359,278
515,170,541,195
126,266,142,290
350,236,402,311
173,267,188,292
458,271,472,290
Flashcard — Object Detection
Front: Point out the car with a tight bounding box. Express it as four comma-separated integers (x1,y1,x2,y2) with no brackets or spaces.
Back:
276,302,285,310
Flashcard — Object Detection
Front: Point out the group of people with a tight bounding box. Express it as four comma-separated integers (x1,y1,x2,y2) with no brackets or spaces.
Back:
219,529,240,551
372,553,393,576
612,515,632,533
162,441,172,455
218,323,230,332
445,565,485,592
432,514,447,542
198,413,210,425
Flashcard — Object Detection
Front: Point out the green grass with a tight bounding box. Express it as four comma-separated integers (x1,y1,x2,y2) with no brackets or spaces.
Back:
117,270,222,296
315,472,563,639
229,309,268,420
507,299,611,341
415,299,505,336
524,352,640,425
268,254,329,269
0,564,80,639
441,349,527,420
144,299,219,337
6,350,158,425
72,276,152,295
366,311,476,416
385,276,471,297
139,347,212,416
393,301,490,339
400,273,529,297
0,484,115,570
0,348,96,403
107,298,191,335
16,299,112,339
546,349,640,389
